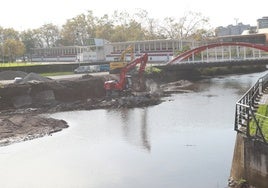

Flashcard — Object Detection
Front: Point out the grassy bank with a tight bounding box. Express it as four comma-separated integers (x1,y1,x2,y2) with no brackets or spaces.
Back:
250,104,268,141
199,65,267,77
40,72,74,77
0,62,41,67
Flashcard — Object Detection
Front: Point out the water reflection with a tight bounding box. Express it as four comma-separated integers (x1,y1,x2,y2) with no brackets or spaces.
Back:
141,109,151,151
106,108,151,151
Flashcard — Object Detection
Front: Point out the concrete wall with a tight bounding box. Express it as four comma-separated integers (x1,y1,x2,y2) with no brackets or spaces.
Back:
230,133,268,187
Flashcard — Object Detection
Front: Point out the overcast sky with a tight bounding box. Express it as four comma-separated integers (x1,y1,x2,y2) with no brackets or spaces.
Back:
1,0,267,31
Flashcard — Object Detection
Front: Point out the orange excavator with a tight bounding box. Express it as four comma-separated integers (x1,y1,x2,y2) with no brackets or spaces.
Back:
104,53,148,96
109,45,134,74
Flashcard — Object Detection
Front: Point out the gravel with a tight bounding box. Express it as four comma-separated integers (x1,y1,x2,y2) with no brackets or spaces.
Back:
19,72,52,84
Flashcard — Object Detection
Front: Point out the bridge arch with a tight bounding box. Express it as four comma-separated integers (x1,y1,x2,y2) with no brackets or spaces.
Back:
167,42,268,65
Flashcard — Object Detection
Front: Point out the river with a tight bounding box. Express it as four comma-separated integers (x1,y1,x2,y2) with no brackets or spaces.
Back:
0,71,267,188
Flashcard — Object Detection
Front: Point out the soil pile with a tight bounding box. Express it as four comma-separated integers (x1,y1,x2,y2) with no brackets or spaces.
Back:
0,76,105,110
0,114,68,147
18,72,52,83
0,70,27,80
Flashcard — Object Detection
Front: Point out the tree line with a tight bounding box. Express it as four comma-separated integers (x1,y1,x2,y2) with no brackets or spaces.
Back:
0,9,214,62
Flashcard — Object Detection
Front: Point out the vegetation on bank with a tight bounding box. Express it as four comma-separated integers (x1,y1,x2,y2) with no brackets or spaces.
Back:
198,65,267,76
249,104,268,141
40,72,74,77
0,62,41,67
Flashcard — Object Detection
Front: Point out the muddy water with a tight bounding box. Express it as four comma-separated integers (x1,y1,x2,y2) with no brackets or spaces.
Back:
0,71,266,188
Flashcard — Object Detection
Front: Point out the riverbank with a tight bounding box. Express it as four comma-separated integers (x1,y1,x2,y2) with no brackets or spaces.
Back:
0,72,245,188
0,71,198,147
0,65,267,147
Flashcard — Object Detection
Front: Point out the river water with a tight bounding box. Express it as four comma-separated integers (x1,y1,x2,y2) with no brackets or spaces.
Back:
0,71,267,188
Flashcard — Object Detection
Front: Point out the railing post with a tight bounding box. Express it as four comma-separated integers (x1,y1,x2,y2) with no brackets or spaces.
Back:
259,78,263,94
246,107,250,137
235,73,268,144
234,104,238,131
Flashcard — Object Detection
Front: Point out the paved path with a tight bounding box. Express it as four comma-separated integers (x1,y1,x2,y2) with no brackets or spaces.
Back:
259,88,268,104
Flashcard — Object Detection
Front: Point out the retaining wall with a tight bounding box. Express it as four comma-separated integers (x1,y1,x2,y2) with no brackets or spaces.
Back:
230,133,268,187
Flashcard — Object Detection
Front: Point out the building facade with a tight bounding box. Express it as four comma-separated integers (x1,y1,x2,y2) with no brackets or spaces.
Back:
257,16,268,29
31,39,112,62
31,39,197,63
107,39,197,63
215,23,250,37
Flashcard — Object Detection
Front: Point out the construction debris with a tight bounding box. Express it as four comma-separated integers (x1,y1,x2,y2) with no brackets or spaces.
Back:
0,71,196,147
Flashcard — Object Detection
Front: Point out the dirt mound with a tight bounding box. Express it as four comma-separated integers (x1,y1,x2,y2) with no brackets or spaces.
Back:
18,72,52,84
0,70,28,80
0,114,68,146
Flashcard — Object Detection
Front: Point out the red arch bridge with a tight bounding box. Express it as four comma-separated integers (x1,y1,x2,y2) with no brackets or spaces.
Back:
162,42,268,69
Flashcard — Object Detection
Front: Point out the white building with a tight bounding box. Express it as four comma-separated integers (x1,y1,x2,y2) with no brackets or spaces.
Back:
107,39,197,63
31,38,112,62
31,38,197,63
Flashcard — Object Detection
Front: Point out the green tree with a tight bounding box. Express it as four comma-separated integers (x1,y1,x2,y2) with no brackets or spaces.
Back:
31,28,45,48
95,14,114,40
3,39,25,62
39,23,60,47
20,29,37,57
0,28,24,62
0,27,4,61
2,28,20,40
110,10,147,42
61,11,96,46
189,28,215,41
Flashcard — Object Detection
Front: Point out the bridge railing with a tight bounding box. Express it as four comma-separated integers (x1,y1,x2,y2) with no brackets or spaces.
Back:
234,73,268,143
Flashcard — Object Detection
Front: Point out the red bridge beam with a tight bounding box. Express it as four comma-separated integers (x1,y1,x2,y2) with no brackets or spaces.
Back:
167,42,268,65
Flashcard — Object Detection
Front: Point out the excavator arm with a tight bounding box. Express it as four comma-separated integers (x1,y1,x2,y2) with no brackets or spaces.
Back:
104,53,148,93
119,45,134,62
117,53,148,90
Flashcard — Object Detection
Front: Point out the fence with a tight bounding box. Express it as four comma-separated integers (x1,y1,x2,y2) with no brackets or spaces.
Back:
234,73,268,143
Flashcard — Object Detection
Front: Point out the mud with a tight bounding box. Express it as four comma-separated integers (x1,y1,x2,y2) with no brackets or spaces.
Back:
0,114,68,147
0,73,195,147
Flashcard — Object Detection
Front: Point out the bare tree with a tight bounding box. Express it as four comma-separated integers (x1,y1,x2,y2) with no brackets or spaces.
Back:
159,11,210,40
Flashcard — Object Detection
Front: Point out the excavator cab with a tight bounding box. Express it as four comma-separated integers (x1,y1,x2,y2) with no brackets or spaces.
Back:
125,75,132,90
104,53,148,98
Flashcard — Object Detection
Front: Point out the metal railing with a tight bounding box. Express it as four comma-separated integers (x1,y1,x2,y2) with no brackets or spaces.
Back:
234,73,268,143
